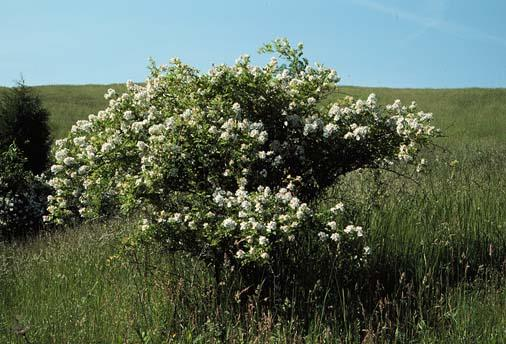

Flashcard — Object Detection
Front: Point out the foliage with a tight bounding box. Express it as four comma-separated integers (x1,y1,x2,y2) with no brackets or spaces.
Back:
2,82,504,342
0,80,52,174
0,144,49,239
46,39,438,290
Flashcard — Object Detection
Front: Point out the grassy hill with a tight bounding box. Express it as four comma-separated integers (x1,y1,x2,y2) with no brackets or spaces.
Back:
2,83,504,147
21,84,505,149
1,84,505,343
34,84,126,139
331,87,506,148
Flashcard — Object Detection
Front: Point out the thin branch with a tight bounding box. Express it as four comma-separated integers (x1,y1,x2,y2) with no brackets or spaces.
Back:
378,166,421,187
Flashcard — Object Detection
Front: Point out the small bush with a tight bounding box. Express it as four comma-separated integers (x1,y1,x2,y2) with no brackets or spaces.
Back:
46,39,438,294
0,144,49,239
0,80,52,175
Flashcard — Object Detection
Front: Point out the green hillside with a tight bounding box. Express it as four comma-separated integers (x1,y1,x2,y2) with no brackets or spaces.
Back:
1,84,505,343
33,84,126,139
331,87,506,148
24,84,506,149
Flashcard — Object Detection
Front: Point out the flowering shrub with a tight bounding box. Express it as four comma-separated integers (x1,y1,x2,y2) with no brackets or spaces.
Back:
46,39,438,286
0,144,49,239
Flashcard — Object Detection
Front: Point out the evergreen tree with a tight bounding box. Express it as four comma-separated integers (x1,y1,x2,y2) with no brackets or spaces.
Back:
0,80,52,174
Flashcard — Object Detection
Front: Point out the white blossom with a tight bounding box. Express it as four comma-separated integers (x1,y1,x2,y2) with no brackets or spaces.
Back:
222,218,237,230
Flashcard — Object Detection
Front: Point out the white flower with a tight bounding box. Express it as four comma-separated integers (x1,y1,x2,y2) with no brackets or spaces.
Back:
260,252,270,259
73,136,86,147
236,249,245,258
296,204,310,220
258,236,269,245
240,200,251,210
272,155,282,166
220,132,230,141
251,221,263,231
131,121,147,133
398,144,412,162
303,122,319,136
344,225,363,237
344,225,354,234
416,158,427,173
222,218,237,230
330,233,340,242
181,109,192,119
213,193,225,205
258,131,268,144
55,149,68,162
344,125,369,141
148,124,163,136
318,231,329,241
123,111,135,120
104,88,116,100
141,222,150,231
327,69,339,82
289,197,300,209
63,157,75,166
232,102,241,113
354,126,369,139
330,202,344,213
323,123,337,138
327,221,337,231
328,104,341,118
266,221,277,232
51,165,64,174
78,165,90,175
101,142,115,153
366,93,377,107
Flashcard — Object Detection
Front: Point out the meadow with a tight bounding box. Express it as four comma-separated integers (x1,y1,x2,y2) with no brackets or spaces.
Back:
0,85,505,343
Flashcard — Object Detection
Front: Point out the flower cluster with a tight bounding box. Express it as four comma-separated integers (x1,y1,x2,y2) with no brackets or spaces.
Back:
150,182,311,263
0,145,48,238
137,180,368,269
45,38,438,269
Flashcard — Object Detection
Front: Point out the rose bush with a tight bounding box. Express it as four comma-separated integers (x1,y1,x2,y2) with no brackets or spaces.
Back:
46,39,438,289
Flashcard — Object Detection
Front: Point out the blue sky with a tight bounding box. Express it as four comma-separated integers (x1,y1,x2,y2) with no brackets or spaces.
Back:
1,0,505,88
